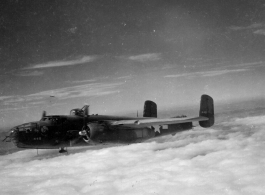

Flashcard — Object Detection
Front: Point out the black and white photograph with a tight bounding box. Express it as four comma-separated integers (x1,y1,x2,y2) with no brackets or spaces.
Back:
0,1,265,194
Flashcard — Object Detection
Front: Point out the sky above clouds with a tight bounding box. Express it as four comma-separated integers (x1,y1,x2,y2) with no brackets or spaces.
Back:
1,0,265,128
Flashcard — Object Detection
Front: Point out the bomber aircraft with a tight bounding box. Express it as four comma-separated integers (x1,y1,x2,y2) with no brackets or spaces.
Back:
4,94,214,153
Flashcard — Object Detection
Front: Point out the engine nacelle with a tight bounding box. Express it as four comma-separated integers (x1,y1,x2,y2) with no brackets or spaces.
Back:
79,123,107,143
87,123,106,139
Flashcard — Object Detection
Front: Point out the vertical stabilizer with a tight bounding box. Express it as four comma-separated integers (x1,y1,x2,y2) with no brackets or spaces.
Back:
41,111,46,119
82,105,89,116
143,100,157,117
199,94,214,127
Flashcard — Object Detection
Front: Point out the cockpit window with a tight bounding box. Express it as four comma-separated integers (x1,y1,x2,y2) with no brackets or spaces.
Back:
40,117,62,124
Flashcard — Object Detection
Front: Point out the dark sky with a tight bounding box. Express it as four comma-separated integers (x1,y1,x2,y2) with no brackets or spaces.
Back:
1,0,265,128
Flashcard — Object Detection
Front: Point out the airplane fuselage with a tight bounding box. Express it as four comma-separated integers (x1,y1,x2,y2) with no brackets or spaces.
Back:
9,114,192,149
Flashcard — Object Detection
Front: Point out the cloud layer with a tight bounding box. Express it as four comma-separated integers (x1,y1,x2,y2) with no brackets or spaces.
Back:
24,56,98,69
0,82,122,110
229,23,265,36
1,109,265,194
123,53,161,62
164,69,247,78
229,23,264,31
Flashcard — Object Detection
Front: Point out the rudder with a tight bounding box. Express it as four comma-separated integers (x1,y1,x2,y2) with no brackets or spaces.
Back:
199,94,214,128
143,100,157,117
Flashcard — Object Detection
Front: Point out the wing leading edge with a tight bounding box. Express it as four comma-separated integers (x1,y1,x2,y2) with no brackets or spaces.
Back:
110,116,209,128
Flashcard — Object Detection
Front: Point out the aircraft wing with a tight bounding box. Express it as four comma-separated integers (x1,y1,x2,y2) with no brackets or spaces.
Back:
109,116,209,127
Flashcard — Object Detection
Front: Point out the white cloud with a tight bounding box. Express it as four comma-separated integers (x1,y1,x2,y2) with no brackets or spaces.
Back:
164,69,248,78
217,61,264,71
28,82,123,99
3,96,44,105
14,70,44,76
229,23,265,36
24,56,98,69
116,75,133,80
200,69,247,77
127,53,161,62
164,72,192,78
222,115,265,127
1,113,265,194
0,106,30,112
232,61,264,67
253,29,265,36
0,82,123,109
67,27,77,34
229,23,264,31
0,96,13,101
68,79,97,84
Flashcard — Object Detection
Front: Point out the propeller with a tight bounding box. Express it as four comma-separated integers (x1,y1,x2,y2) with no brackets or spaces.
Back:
69,105,103,144
66,105,91,144
81,105,90,142
79,123,105,143
69,122,106,145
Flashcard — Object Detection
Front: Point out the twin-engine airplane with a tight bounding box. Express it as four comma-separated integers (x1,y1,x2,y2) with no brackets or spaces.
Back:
5,94,214,153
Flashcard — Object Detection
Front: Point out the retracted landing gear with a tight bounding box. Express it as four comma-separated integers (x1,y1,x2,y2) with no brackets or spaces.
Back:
59,147,68,153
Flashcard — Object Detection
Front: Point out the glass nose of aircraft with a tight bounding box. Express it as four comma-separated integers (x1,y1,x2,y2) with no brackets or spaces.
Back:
7,128,19,144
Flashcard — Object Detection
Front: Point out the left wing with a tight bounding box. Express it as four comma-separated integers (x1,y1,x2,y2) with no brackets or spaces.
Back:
110,116,208,128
